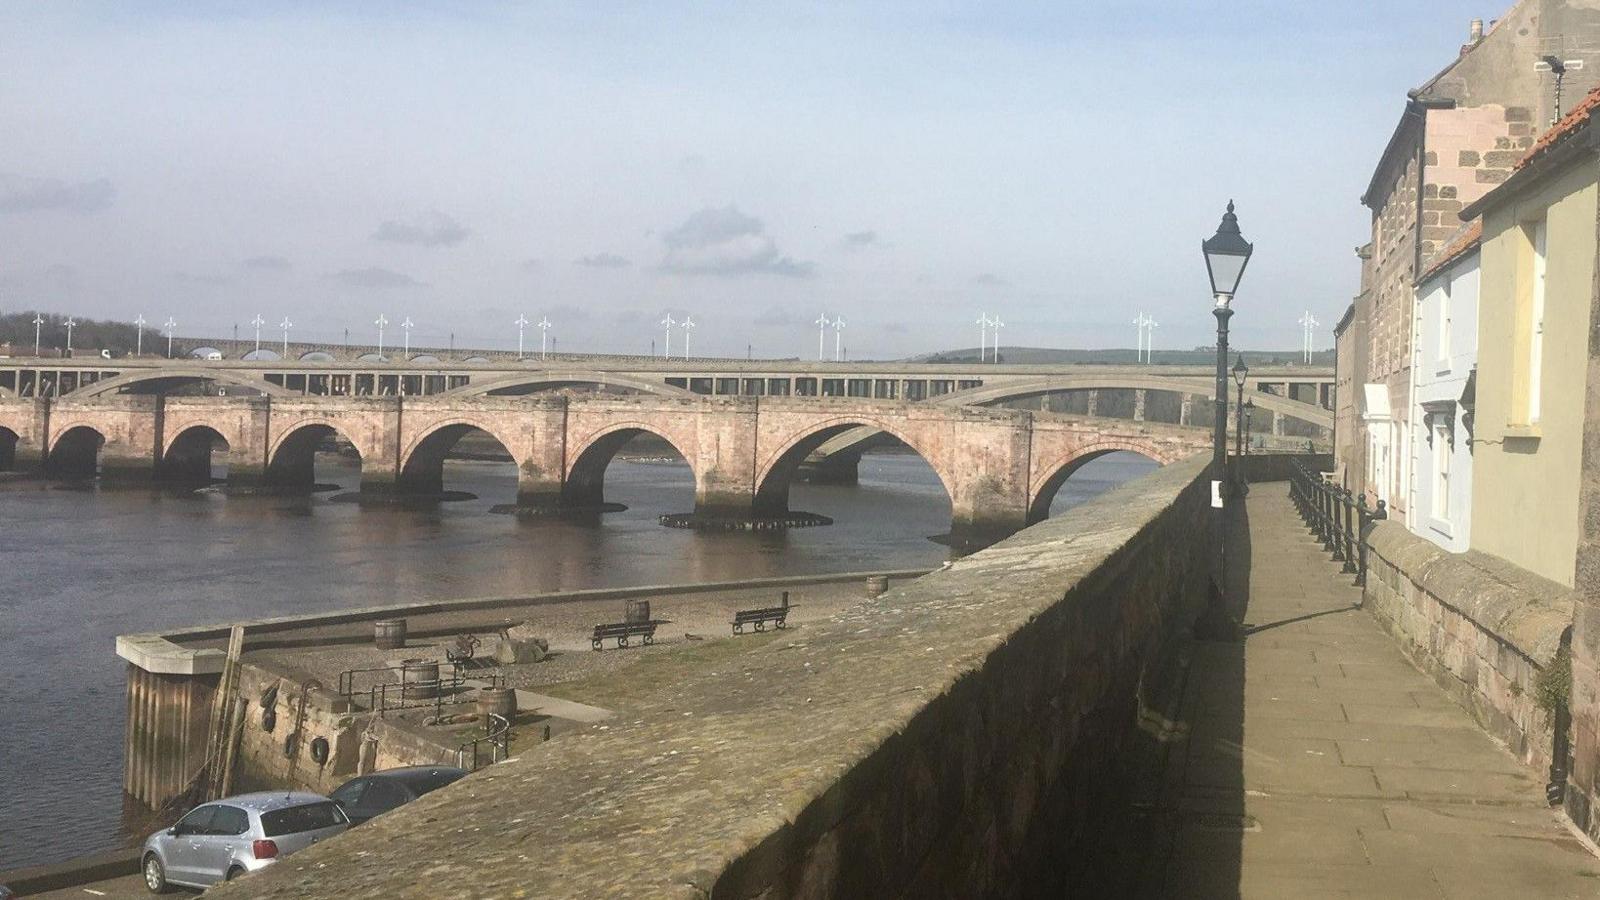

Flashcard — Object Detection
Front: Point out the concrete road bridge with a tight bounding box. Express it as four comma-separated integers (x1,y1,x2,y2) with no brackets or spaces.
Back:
0,356,1333,440
0,392,1211,545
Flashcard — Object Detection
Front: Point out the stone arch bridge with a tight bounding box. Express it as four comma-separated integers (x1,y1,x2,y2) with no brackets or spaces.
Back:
0,394,1207,545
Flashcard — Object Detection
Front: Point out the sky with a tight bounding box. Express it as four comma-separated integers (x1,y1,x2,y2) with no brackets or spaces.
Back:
0,1,1502,359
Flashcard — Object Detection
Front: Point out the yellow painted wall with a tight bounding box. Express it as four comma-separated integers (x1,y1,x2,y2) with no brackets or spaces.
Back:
1471,162,1597,587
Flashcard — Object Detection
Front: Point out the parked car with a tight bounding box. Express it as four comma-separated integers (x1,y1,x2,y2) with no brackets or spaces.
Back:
141,791,349,892
329,766,468,825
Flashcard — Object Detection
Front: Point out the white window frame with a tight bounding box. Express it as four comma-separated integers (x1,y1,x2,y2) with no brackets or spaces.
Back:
1432,417,1451,520
1438,276,1452,367
1530,218,1547,424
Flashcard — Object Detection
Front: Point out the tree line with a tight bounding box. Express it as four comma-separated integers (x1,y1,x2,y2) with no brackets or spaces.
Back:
0,311,148,357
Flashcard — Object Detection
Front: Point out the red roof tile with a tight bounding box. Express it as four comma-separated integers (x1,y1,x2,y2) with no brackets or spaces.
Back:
1419,220,1482,284
1517,85,1600,170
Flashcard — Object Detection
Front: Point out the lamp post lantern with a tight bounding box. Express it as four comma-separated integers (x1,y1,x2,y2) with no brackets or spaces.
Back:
1242,397,1256,453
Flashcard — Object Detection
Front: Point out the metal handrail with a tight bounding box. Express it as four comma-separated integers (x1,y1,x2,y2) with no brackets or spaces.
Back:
457,713,513,771
1289,461,1386,587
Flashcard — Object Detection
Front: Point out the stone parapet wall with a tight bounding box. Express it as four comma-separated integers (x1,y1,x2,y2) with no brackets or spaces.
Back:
1364,521,1573,774
215,455,1214,899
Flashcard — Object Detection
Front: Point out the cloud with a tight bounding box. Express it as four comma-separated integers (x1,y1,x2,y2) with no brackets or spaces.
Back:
543,303,593,323
171,271,236,286
575,252,631,268
882,321,909,334
973,272,1010,288
0,173,114,213
842,230,880,250
327,267,425,288
371,210,471,247
660,206,814,277
520,258,542,272
753,307,810,327
241,255,291,272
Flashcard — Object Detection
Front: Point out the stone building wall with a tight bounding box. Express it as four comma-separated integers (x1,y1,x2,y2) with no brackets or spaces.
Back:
1363,522,1572,776
212,455,1215,899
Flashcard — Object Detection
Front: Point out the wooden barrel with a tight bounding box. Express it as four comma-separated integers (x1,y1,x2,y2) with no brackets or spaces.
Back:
866,575,889,598
374,619,407,651
477,686,517,720
400,658,440,699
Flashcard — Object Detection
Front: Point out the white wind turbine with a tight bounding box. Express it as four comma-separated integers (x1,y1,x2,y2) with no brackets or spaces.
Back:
279,317,293,358
250,314,265,354
537,316,552,360
680,315,696,359
374,314,389,359
832,315,846,362
514,314,530,359
134,314,146,356
400,317,414,357
815,312,829,361
990,316,1004,363
661,313,676,358
977,312,990,362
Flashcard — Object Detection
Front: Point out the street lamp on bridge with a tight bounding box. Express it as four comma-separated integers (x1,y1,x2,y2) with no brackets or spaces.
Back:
1233,354,1249,495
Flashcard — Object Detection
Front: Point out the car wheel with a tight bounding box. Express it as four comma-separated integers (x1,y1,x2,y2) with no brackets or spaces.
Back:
142,853,169,894
225,866,245,882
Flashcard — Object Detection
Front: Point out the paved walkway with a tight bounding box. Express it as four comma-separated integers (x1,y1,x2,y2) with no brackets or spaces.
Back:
1148,488,1599,898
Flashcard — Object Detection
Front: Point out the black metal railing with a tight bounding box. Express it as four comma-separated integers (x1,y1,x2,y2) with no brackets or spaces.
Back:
1289,460,1387,586
458,713,513,771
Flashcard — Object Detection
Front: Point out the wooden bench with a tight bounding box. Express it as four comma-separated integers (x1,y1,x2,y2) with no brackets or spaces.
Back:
590,620,659,650
732,592,794,634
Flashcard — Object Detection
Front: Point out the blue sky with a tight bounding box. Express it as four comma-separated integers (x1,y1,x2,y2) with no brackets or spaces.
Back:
0,2,1500,358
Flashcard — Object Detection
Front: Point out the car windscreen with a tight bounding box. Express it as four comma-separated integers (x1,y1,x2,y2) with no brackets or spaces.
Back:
260,801,347,837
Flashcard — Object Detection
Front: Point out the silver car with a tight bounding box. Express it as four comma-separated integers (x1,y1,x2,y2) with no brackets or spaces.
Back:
141,791,350,892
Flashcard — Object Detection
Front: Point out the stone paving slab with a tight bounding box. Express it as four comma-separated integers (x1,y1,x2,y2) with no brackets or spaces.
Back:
1148,488,1600,898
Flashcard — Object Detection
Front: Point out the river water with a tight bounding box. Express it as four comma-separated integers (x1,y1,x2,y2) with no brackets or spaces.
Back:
0,448,1156,871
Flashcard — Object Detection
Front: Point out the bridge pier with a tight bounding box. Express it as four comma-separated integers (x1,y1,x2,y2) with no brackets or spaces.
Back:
1180,396,1192,426
1086,390,1099,417
1133,389,1147,422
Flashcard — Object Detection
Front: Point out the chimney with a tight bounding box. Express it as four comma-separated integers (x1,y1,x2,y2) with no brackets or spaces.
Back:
1462,18,1485,56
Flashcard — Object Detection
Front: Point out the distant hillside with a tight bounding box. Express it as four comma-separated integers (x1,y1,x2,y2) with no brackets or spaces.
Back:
0,311,144,357
911,346,1336,367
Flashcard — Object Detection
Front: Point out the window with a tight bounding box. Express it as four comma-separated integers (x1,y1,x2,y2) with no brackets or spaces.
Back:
1439,277,1452,364
1513,215,1548,425
1530,218,1546,423
260,801,347,836
1432,418,1451,520
208,806,249,836
174,806,216,836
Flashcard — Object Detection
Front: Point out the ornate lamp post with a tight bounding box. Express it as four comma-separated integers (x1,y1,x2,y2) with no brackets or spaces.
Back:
1200,200,1254,641
1242,397,1256,452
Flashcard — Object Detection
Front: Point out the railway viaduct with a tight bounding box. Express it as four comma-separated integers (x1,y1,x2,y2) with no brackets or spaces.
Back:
0,393,1207,545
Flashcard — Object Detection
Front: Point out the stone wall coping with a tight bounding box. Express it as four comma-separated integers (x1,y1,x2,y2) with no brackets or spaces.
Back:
114,569,931,674
1367,521,1574,664
209,455,1210,899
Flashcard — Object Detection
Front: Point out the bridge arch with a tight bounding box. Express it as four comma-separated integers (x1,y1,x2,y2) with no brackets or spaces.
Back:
1026,439,1181,524
299,351,336,362
562,422,696,509
46,424,106,479
73,367,295,399
450,370,692,399
266,421,363,488
754,416,952,516
941,374,1332,432
160,425,230,482
398,419,521,497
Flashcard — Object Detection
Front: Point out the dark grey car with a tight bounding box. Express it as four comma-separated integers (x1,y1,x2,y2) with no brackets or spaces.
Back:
329,765,468,825
141,792,349,892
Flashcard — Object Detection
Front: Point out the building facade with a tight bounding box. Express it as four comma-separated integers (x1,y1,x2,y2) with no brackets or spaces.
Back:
1336,1,1600,520
1460,93,1599,587
1407,226,1480,551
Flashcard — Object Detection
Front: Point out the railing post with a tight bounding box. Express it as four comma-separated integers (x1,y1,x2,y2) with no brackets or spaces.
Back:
1320,483,1335,552
1340,489,1358,572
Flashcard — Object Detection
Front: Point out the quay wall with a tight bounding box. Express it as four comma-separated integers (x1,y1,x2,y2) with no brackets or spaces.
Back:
1363,521,1574,777
213,454,1215,899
